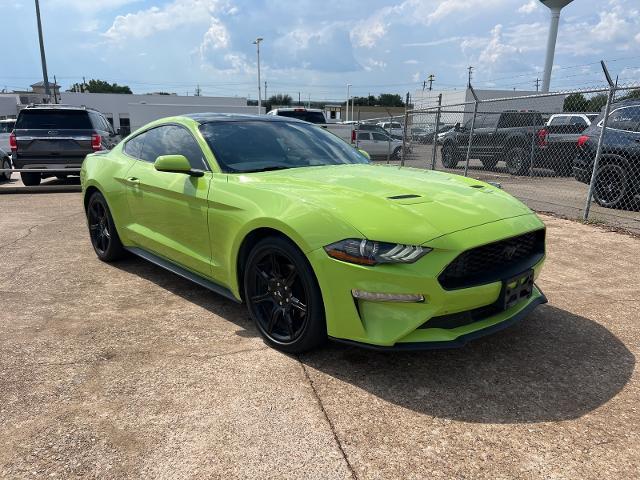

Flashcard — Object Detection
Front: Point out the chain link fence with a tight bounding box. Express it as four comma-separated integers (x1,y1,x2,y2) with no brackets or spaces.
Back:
357,64,640,234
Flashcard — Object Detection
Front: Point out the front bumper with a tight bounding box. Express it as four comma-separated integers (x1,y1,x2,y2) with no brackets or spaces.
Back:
307,214,546,349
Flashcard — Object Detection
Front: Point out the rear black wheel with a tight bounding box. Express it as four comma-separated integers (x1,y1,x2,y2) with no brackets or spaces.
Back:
441,144,459,168
1,157,11,181
505,146,530,176
593,163,630,209
392,146,403,160
20,172,41,186
244,237,326,353
86,192,126,262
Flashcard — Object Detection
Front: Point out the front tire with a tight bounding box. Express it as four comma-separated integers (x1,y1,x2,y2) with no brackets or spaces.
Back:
20,172,41,186
244,236,326,353
441,144,459,168
593,163,630,209
505,146,530,176
1,157,11,181
86,192,126,262
392,146,403,160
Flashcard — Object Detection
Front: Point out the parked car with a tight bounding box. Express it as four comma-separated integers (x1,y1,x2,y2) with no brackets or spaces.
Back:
574,100,640,209
435,125,456,143
81,113,546,353
0,146,11,182
356,130,404,159
535,113,599,175
377,121,404,139
411,125,436,144
439,110,545,175
0,118,16,153
267,107,354,144
10,105,120,186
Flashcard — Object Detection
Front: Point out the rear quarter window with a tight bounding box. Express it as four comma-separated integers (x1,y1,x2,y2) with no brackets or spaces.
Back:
15,110,92,129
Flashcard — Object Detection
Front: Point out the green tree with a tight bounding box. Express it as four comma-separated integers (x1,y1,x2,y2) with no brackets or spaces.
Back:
587,93,608,112
563,93,588,112
265,93,293,111
67,79,132,94
618,88,640,101
377,93,405,107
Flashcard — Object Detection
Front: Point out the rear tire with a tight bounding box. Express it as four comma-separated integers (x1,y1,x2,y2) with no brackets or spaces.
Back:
20,172,41,186
593,163,631,209
505,146,530,176
1,157,11,181
441,144,459,168
244,236,326,353
392,146,403,160
86,191,126,262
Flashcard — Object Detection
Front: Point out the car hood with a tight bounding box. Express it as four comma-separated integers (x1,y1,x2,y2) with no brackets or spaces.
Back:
239,164,532,245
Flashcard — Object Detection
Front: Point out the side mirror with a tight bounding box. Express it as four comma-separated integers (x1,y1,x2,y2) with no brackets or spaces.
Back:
154,155,203,177
358,149,370,160
454,122,461,131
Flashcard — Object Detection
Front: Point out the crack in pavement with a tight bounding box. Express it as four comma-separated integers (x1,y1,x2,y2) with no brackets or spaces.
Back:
298,359,358,480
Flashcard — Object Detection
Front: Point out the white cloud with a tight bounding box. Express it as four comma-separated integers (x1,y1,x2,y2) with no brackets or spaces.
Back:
200,18,230,52
52,0,141,11
103,0,228,41
411,71,421,82
518,0,538,14
404,59,419,64
363,58,387,71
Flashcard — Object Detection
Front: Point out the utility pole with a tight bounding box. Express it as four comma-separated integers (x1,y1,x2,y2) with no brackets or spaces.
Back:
298,91,301,106
253,37,263,114
467,66,474,88
195,84,201,96
82,76,86,92
535,78,540,92
53,74,58,104
346,84,352,122
264,81,267,103
34,0,51,100
427,74,435,91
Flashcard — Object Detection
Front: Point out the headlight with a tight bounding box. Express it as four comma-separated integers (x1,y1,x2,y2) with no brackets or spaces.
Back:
324,239,431,266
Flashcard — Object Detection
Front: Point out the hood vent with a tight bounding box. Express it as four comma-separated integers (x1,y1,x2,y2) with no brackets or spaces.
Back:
388,194,422,200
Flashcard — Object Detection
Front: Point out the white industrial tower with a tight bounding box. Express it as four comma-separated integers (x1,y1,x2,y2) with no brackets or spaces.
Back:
539,0,574,92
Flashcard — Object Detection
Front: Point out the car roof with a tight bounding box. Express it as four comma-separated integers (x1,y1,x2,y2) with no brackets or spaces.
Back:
183,113,306,124
20,104,102,114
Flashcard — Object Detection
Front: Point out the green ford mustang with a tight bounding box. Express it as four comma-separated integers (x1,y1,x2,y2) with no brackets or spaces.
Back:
81,113,546,353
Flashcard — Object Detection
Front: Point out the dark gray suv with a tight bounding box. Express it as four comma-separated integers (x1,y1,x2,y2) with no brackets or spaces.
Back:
10,105,120,186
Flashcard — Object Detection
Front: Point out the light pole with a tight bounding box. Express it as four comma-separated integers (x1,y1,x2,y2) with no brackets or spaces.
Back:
346,83,352,122
34,0,51,100
253,37,263,114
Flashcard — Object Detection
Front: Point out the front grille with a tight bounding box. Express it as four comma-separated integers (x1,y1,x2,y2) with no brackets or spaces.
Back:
438,229,545,290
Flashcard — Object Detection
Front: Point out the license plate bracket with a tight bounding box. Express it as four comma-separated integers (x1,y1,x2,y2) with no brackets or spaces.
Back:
501,270,534,310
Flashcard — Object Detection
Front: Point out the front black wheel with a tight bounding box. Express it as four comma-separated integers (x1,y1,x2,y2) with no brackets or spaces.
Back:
1,157,11,181
392,146,403,160
593,163,630,209
86,192,126,262
441,144,459,168
244,237,326,353
505,147,530,176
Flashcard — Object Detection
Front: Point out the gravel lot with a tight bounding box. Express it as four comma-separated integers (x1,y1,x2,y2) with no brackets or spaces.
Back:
0,191,638,479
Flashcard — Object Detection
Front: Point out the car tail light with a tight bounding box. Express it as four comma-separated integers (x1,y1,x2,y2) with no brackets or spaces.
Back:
351,129,356,143
577,135,589,148
9,132,17,151
91,133,101,151
536,128,548,148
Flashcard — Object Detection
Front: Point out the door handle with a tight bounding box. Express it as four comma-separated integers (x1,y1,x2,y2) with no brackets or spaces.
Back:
126,176,140,185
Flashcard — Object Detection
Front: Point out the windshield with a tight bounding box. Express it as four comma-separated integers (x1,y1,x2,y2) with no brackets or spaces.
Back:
16,110,92,129
199,120,369,173
274,110,326,124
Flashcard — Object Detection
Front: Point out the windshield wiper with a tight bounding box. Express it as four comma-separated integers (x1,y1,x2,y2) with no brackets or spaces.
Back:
244,165,291,173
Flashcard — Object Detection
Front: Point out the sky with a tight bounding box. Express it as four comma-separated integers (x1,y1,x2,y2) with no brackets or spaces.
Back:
2,0,640,101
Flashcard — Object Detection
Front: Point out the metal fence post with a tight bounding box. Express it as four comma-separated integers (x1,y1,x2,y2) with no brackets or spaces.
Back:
387,115,392,164
464,86,480,177
583,61,616,221
431,94,442,170
528,122,537,177
401,110,409,167
356,109,361,148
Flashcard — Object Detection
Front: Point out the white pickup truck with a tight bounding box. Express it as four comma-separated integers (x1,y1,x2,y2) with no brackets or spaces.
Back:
266,108,355,144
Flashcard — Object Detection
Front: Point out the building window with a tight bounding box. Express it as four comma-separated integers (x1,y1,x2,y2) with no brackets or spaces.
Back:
119,116,131,136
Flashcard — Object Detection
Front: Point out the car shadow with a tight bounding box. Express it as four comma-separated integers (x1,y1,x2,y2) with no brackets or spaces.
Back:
301,304,635,424
112,257,634,424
